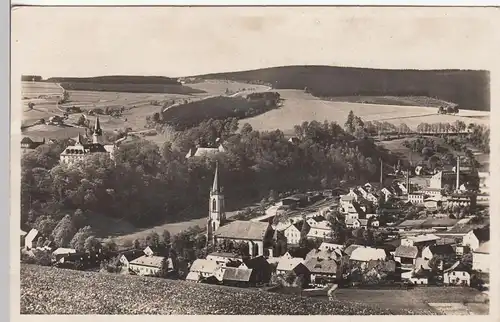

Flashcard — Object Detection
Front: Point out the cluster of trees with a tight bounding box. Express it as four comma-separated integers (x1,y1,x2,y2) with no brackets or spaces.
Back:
437,105,460,115
58,91,70,104
22,113,394,236
158,94,281,131
416,120,467,134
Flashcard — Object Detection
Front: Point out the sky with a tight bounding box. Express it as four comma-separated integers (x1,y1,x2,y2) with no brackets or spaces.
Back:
11,6,499,78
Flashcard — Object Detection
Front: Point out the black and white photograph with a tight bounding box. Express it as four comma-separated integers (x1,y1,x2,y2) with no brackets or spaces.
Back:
11,6,496,316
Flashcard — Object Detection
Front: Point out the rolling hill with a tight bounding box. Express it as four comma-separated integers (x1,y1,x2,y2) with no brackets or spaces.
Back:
193,65,490,111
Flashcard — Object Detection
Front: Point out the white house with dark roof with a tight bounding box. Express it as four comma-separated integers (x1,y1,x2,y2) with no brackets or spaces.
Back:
462,227,489,251
394,245,419,268
128,255,171,276
276,257,309,277
473,241,489,273
24,229,39,250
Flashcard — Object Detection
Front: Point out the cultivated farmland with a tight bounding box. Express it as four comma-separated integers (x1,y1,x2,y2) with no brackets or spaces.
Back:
20,264,427,315
243,90,490,136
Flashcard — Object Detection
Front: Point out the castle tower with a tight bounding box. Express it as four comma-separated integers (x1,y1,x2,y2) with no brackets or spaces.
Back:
207,161,225,244
92,117,103,144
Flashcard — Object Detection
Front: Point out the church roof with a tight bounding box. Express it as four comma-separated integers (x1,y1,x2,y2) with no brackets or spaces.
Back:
214,220,270,241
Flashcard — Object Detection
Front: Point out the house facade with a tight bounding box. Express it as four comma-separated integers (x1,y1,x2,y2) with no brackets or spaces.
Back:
443,271,470,286
473,241,489,273
462,228,489,251
129,255,170,276
394,245,418,268
304,258,338,286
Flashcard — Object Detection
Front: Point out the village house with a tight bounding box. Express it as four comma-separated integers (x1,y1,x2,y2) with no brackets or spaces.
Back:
319,242,344,253
306,248,340,262
283,221,309,246
473,241,489,273
206,252,242,266
462,227,489,251
421,244,455,261
349,246,387,264
344,244,362,257
443,268,471,286
186,259,220,282
401,234,441,248
118,250,144,271
24,229,39,250
408,193,426,204
214,266,254,287
380,187,394,201
56,250,105,269
185,143,226,159
394,245,419,268
347,188,363,201
306,220,331,240
365,192,379,205
304,258,338,286
21,137,45,149
51,247,76,263
143,246,168,257
129,255,171,276
239,256,272,284
276,257,309,277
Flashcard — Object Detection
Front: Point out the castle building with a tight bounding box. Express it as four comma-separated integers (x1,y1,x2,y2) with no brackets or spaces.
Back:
59,117,115,165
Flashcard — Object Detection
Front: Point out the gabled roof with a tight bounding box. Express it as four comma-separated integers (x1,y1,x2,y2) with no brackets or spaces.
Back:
427,244,454,256
306,248,339,261
350,247,387,262
241,256,270,270
304,258,337,275
120,249,144,261
409,234,441,244
340,195,355,202
319,242,344,251
25,229,39,244
207,252,242,260
190,259,220,273
52,248,77,256
394,245,418,259
472,227,490,243
345,218,360,226
129,255,166,268
276,257,304,271
21,137,34,144
215,220,270,241
344,244,362,256
222,267,253,282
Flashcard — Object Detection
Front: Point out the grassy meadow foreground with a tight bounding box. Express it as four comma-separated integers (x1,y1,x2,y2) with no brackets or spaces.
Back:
20,264,421,315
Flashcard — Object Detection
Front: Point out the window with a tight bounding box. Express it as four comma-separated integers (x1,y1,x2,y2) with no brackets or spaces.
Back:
212,199,217,212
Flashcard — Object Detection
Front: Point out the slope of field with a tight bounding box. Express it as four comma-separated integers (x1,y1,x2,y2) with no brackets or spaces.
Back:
21,81,64,98
193,65,490,111
243,90,489,136
20,264,427,315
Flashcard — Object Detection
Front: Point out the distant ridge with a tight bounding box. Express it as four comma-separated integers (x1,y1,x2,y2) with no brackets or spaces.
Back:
192,65,490,111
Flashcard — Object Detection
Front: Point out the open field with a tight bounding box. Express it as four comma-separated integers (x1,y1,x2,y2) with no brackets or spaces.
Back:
244,90,490,136
21,81,64,98
334,287,488,315
20,80,271,141
20,264,415,315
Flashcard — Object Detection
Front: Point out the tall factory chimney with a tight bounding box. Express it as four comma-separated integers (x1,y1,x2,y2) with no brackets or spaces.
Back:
407,169,411,194
456,157,460,191
380,159,383,185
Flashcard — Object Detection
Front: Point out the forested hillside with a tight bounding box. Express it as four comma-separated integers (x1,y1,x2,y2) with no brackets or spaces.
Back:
194,66,490,111
21,114,396,244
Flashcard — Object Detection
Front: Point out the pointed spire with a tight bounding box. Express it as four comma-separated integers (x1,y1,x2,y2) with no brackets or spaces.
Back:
212,161,220,194
94,116,102,135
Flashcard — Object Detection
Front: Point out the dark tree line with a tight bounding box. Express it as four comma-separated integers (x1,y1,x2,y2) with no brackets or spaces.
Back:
22,113,394,235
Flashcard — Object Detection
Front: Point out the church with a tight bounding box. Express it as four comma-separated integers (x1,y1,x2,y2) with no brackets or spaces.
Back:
59,117,115,165
207,162,276,258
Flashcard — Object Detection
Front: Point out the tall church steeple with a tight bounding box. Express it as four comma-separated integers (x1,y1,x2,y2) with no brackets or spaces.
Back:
92,117,103,144
207,161,225,244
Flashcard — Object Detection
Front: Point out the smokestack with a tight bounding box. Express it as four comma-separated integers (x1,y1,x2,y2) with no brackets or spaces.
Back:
407,169,411,194
456,157,460,191
380,159,383,185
